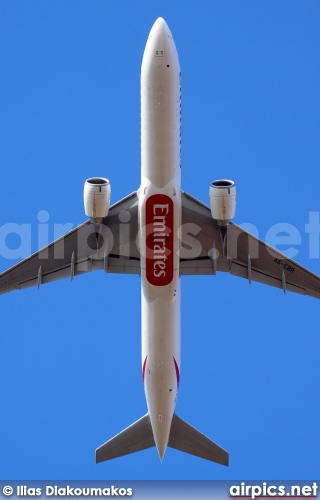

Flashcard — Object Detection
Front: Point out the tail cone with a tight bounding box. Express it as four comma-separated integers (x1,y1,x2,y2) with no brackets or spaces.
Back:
155,439,167,462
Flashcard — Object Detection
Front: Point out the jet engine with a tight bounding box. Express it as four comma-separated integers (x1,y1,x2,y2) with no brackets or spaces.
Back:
84,177,111,223
209,180,236,226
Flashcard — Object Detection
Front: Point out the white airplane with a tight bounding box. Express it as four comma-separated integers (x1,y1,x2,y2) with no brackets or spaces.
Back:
1,17,320,466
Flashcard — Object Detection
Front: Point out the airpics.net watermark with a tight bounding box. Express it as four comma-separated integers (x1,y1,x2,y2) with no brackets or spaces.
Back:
1,210,320,262
229,481,318,499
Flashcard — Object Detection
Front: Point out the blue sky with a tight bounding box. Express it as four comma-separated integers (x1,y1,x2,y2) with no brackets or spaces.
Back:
0,0,319,481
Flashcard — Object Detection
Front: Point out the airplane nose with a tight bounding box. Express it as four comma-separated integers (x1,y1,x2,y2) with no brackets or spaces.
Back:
150,17,170,35
149,17,174,46
148,18,167,59
142,17,178,70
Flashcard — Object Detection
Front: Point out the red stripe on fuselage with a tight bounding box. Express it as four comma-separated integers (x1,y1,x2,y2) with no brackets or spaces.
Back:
145,194,174,286
142,356,148,382
173,356,180,387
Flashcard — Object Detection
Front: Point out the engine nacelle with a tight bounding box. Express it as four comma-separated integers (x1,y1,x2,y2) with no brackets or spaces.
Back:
84,177,111,223
209,179,236,226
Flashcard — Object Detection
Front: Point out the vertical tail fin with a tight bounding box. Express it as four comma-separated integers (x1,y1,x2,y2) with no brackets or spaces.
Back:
168,413,229,466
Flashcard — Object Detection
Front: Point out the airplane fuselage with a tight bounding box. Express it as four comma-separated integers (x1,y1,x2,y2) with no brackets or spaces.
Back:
139,18,181,460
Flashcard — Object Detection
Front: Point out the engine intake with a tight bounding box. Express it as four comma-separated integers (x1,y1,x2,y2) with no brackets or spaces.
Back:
209,179,236,226
84,177,111,223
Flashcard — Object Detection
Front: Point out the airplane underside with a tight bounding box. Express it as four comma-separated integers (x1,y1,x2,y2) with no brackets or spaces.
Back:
1,17,320,466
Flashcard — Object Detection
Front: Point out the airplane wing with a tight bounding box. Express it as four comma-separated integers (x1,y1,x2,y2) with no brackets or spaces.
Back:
0,192,139,295
180,192,320,299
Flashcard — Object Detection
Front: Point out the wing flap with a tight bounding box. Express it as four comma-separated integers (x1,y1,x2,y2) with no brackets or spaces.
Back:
180,258,214,275
230,261,307,295
227,222,320,298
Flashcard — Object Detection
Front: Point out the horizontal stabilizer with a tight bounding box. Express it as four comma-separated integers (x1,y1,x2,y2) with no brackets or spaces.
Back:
168,413,229,466
96,413,155,463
